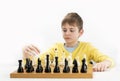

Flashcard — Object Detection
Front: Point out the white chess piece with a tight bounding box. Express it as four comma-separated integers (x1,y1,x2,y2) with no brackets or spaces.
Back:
67,53,73,66
59,51,65,66
50,48,58,66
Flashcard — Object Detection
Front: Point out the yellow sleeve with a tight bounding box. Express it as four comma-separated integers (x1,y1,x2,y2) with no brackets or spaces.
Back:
87,43,114,67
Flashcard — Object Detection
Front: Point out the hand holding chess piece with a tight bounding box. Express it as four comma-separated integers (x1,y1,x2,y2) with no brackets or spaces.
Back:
22,44,40,65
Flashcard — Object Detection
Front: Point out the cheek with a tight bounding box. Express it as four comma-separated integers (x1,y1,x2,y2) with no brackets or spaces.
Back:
62,34,65,38
74,33,80,38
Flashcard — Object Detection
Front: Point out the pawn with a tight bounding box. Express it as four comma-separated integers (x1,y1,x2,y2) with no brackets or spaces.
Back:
63,58,70,73
26,60,34,73
53,57,60,73
36,58,43,73
25,58,30,70
67,53,73,66
17,60,24,73
80,58,87,73
45,54,51,73
30,60,34,72
72,59,78,73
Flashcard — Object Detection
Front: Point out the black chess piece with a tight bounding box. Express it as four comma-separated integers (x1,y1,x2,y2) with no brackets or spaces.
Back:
26,60,34,73
30,60,34,72
17,60,24,73
63,58,70,73
80,58,87,73
36,58,43,73
72,59,78,73
25,58,30,70
45,55,51,73
89,60,93,65
53,57,60,73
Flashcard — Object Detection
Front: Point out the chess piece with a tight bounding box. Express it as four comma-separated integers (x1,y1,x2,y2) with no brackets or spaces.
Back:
26,60,34,73
30,60,34,72
45,54,51,73
72,59,78,73
63,58,70,73
80,58,87,73
59,51,65,66
67,53,73,66
90,60,93,65
36,58,43,73
50,48,58,66
25,58,30,69
76,56,80,66
17,60,24,73
53,57,60,73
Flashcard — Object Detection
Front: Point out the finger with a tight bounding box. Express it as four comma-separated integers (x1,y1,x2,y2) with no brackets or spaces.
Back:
31,44,40,53
26,46,33,52
24,50,32,56
93,68,96,72
93,63,102,72
100,64,105,72
26,50,36,57
100,63,109,72
103,65,108,71
97,64,102,72
22,46,28,53
28,45,39,54
22,50,33,59
93,65,97,72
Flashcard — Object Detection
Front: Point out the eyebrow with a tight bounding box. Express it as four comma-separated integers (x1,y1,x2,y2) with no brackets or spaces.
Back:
62,27,75,29
70,28,75,30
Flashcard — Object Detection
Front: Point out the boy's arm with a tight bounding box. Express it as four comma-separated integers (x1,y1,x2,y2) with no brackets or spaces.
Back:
87,43,115,71
22,44,57,66
93,60,112,72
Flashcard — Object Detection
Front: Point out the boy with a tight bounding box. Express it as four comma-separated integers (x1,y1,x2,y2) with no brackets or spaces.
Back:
23,12,114,72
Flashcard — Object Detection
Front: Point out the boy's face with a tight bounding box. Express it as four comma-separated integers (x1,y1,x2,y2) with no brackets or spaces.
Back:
62,23,83,44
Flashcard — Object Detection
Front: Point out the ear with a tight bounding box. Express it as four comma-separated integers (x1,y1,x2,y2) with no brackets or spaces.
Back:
79,29,84,37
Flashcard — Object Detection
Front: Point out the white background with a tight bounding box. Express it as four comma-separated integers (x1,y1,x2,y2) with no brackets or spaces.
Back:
0,0,120,81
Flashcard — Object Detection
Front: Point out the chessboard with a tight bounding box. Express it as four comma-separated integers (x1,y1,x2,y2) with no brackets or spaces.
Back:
10,55,93,78
10,65,93,78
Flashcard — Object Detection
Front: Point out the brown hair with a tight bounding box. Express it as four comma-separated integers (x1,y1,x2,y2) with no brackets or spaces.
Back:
61,12,83,31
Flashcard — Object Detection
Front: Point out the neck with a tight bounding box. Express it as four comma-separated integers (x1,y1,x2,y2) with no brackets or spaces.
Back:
65,41,79,47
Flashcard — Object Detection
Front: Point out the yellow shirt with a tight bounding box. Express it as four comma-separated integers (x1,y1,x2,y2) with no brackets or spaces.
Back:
37,41,114,67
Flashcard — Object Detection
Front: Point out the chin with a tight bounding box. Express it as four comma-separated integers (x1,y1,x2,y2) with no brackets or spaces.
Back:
65,40,72,44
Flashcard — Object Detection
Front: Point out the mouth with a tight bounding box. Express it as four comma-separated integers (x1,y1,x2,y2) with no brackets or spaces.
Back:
64,37,71,40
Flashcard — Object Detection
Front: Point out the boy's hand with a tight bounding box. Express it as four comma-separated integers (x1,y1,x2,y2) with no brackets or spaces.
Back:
93,60,111,72
23,44,40,59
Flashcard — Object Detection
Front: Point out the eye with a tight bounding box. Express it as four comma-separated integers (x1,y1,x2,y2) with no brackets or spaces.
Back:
62,29,67,32
70,29,75,32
